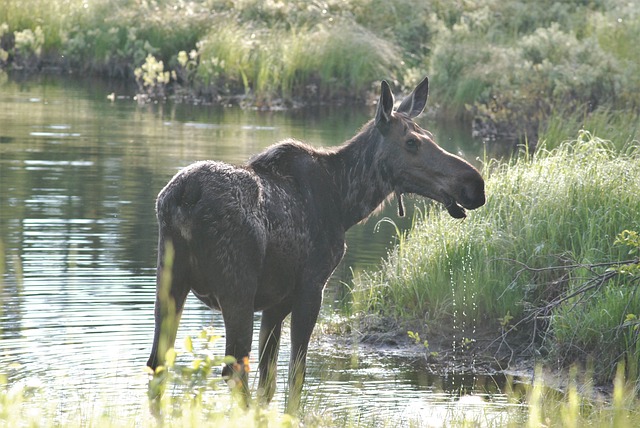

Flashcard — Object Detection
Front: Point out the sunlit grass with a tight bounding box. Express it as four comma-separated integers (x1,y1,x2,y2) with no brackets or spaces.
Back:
352,130,640,382
540,107,640,151
4,357,640,427
196,18,399,102
0,0,86,50
1,0,639,133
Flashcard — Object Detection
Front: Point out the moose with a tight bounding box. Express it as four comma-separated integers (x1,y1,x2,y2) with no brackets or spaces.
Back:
147,76,485,412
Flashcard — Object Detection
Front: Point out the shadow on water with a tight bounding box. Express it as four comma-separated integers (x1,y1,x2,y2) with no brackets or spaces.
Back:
0,74,525,423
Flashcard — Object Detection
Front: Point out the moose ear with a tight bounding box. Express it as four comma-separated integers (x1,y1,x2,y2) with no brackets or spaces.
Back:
375,80,394,134
396,76,429,118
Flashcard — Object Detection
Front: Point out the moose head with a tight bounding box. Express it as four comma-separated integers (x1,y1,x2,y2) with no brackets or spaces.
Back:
374,76,485,218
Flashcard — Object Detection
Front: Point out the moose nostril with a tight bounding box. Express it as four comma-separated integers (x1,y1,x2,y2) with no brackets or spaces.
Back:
461,179,485,208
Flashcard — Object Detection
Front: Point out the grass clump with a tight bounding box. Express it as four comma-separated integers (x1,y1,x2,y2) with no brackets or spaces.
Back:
540,107,640,151
196,16,399,104
352,130,640,383
0,0,403,103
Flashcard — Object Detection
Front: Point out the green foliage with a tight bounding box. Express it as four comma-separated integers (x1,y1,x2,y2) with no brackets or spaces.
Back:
615,230,640,256
540,107,640,150
428,0,640,139
352,132,640,382
612,230,640,276
1,0,638,117
407,330,428,348
549,230,640,382
147,328,239,408
13,26,44,58
196,15,399,103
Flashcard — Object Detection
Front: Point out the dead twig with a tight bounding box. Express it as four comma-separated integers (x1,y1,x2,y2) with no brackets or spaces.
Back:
487,257,640,360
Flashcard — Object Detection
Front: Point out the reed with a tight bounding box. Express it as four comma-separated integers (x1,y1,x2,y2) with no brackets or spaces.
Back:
196,18,399,102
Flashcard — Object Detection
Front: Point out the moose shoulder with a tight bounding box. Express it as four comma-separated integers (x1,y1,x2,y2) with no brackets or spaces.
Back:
146,76,485,413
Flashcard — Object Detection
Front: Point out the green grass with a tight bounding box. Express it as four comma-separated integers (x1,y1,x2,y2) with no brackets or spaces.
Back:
426,0,640,137
351,130,640,382
540,107,640,150
0,0,404,101
195,17,399,102
0,0,85,51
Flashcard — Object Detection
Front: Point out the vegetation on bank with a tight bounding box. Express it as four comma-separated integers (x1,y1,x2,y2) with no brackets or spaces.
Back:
1,0,639,139
351,130,640,386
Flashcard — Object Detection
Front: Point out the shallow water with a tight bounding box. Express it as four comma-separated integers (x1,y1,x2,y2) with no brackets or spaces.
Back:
0,75,524,425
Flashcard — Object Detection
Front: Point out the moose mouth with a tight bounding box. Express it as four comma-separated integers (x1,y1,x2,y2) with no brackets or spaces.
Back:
443,195,467,219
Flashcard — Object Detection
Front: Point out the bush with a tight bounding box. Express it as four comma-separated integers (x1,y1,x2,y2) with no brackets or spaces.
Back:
427,0,639,140
0,0,638,121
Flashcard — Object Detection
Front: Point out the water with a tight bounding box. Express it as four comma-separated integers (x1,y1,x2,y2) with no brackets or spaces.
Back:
0,74,524,424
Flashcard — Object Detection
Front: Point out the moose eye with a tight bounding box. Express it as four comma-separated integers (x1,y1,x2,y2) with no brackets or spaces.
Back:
405,139,419,152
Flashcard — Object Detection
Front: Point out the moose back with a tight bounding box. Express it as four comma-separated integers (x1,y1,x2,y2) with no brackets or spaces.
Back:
146,76,485,412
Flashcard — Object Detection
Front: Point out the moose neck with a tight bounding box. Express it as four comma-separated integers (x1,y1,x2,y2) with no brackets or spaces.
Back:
328,121,395,229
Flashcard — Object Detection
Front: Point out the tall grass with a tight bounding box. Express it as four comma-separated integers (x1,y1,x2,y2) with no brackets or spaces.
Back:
352,131,640,381
196,18,399,102
541,107,640,150
0,0,403,101
0,0,86,50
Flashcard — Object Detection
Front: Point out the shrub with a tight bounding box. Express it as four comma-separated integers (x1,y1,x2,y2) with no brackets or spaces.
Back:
427,1,639,141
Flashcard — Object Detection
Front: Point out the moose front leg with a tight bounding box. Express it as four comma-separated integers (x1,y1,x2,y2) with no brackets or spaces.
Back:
147,285,189,370
287,284,324,414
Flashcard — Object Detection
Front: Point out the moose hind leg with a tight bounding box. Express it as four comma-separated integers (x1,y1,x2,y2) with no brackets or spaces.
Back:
257,302,290,404
147,238,190,370
219,292,256,405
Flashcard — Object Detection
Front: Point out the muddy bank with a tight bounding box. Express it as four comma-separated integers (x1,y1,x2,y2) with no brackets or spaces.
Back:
319,314,615,401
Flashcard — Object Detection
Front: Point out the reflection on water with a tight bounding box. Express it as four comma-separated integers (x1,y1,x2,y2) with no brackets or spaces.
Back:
0,75,523,424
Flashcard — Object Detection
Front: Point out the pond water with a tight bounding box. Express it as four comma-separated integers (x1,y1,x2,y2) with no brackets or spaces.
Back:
0,74,524,425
